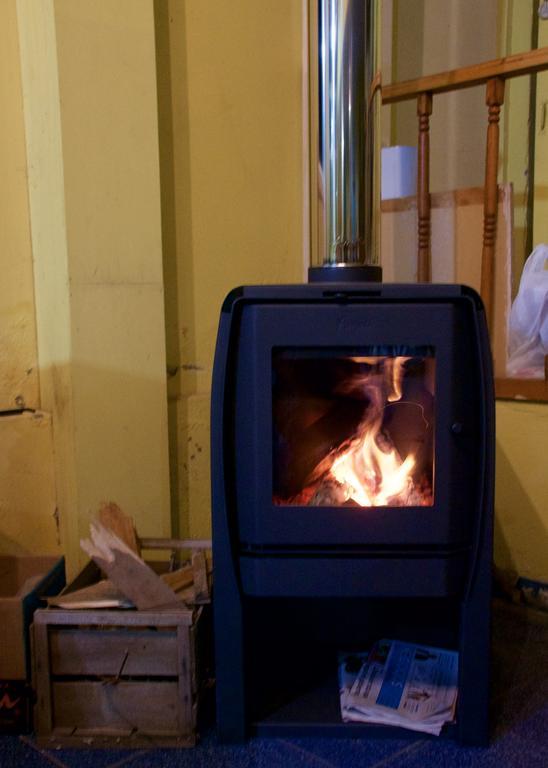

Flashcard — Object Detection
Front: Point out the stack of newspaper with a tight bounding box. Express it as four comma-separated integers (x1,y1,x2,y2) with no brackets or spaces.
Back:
339,639,458,735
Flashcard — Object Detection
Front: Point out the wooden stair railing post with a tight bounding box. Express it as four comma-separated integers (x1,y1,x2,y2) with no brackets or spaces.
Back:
481,77,505,332
417,92,433,282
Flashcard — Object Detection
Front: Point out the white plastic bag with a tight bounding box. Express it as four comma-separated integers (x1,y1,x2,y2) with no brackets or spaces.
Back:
507,244,548,378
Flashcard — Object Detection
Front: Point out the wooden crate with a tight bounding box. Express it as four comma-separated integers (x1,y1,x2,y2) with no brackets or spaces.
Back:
32,604,202,748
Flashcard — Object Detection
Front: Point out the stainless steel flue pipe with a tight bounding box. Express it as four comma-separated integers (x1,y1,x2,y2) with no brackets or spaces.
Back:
311,0,378,270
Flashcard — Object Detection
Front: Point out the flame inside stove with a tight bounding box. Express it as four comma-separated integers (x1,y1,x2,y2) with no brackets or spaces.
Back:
304,356,430,507
272,350,435,508
330,431,416,507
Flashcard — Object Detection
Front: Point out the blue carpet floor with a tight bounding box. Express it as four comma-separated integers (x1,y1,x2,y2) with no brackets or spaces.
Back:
1,599,546,768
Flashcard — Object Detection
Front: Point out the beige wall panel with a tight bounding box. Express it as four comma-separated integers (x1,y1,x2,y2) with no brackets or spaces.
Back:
0,412,60,555
430,205,456,283
380,205,417,281
381,195,466,284
0,1,39,411
381,196,459,283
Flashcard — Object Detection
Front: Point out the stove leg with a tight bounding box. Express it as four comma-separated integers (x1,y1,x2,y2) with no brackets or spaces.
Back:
213,564,247,742
457,549,492,745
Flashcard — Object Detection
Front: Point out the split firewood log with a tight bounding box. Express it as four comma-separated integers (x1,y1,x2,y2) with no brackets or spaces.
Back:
96,501,140,556
80,522,182,610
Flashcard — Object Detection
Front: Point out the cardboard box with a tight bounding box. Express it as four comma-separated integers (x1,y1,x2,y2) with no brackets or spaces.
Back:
0,555,65,680
0,555,65,733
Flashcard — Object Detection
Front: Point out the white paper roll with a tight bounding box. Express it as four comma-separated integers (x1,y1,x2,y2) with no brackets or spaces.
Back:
381,146,418,200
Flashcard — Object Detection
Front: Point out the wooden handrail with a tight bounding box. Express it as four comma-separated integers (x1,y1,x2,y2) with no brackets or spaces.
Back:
381,46,548,104
379,46,548,400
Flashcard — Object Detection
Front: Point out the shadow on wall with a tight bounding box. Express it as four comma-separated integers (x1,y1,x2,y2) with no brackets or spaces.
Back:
0,410,60,557
494,437,548,581
0,532,40,556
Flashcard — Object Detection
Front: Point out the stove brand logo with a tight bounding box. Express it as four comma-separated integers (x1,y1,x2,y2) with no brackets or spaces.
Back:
337,315,372,334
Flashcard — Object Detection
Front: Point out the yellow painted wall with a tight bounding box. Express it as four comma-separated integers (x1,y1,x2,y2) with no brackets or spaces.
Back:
16,0,171,574
157,0,548,582
0,0,59,558
53,0,171,554
495,402,548,582
0,412,60,556
0,1,39,411
156,0,305,539
390,1,547,582
1,0,545,583
495,4,548,584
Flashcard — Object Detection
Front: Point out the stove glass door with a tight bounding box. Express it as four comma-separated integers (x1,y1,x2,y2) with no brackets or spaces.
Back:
273,347,435,508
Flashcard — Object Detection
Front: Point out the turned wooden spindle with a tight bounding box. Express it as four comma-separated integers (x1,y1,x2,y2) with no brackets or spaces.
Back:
417,92,433,282
481,77,505,332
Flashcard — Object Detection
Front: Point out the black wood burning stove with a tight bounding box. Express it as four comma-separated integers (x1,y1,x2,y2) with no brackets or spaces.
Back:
211,282,494,745
211,0,494,747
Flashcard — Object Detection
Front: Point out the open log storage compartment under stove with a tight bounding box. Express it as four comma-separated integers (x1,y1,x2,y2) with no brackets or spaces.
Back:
211,283,494,746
